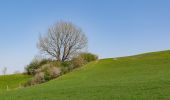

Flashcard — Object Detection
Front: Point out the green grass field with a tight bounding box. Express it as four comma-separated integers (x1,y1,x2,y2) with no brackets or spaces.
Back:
0,74,31,92
0,50,170,100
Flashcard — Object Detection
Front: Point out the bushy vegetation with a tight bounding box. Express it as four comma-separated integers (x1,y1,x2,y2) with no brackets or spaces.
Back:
72,53,98,68
24,53,98,86
78,53,98,63
25,59,52,75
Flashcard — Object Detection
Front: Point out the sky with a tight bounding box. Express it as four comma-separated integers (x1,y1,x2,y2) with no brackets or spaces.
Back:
0,0,170,74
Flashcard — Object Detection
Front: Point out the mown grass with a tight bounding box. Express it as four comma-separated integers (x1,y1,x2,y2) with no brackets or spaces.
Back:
0,50,170,100
0,74,31,92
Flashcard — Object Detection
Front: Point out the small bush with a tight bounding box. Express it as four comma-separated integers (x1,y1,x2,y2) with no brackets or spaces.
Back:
79,53,98,63
49,67,61,78
32,72,45,85
24,72,45,86
60,67,68,74
25,60,39,75
25,59,52,75
61,61,72,67
71,53,98,68
72,56,85,68
39,63,61,80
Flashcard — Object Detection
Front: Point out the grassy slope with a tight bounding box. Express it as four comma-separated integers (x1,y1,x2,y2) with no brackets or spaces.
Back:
1,50,170,100
0,74,31,92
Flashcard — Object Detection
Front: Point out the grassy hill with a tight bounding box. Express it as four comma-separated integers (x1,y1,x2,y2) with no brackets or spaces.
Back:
1,50,170,100
0,74,31,92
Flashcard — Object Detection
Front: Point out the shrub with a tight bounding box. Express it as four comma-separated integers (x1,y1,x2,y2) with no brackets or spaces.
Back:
49,67,61,78
24,72,45,86
32,72,45,85
25,60,40,75
71,53,98,68
72,56,85,68
24,63,61,86
79,53,98,63
37,63,61,81
61,61,72,67
25,59,52,75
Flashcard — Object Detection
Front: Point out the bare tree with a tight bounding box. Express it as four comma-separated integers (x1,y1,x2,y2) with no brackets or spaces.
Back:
2,67,7,75
37,21,88,62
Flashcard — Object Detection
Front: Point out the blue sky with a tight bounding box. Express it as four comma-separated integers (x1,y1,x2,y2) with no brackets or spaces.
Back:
0,0,170,74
